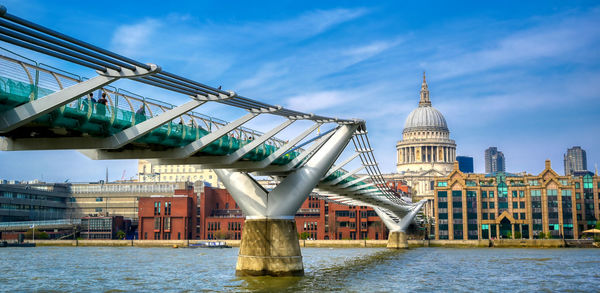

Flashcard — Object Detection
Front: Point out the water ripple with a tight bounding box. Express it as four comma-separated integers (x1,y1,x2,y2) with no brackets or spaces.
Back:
0,247,598,292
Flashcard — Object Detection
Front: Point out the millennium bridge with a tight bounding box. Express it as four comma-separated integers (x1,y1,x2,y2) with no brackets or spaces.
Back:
0,5,425,276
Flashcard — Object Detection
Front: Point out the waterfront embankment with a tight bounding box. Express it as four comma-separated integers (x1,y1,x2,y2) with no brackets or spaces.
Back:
22,239,596,248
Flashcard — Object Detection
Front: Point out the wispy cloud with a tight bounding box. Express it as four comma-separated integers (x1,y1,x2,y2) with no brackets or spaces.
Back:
110,19,162,57
428,9,600,79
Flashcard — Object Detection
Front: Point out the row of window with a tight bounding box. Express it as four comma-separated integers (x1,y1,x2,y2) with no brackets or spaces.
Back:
228,222,241,231
438,177,599,189
0,191,66,202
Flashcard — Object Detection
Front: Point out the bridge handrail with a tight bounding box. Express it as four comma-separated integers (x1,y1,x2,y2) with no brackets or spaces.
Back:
0,218,81,228
0,49,286,147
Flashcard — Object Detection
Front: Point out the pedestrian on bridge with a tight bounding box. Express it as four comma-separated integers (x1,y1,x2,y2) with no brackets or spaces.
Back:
97,92,108,116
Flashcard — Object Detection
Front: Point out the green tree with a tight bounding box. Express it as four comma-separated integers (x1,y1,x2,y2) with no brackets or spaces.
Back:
115,230,126,240
24,229,49,240
299,232,310,240
515,231,522,239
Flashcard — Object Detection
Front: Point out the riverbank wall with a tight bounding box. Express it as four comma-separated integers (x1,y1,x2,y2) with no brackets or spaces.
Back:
23,239,595,248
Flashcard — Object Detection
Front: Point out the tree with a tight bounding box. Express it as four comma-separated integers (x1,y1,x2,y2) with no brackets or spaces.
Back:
299,232,310,240
515,231,522,239
115,230,126,240
24,229,49,240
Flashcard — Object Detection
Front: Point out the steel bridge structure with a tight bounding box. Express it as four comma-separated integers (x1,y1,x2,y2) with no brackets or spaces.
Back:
0,5,424,276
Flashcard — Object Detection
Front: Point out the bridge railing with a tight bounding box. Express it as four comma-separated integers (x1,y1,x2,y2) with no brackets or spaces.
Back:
0,218,81,230
0,47,286,148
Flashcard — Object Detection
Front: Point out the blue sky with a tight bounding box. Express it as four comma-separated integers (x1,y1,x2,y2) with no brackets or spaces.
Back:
1,0,599,182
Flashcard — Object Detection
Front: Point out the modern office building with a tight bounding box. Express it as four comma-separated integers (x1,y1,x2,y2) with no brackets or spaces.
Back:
456,156,474,173
80,216,128,239
137,160,224,188
484,147,505,173
564,146,587,176
434,160,599,240
0,183,70,222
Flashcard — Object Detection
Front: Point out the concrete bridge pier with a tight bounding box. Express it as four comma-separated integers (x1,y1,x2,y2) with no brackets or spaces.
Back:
374,200,426,250
236,218,303,276
215,124,359,276
387,231,408,249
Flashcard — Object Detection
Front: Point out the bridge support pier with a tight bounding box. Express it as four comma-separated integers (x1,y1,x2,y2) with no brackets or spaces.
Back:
215,124,359,277
236,218,303,276
387,231,408,249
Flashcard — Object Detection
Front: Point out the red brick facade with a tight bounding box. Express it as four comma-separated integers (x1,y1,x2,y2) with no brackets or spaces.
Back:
138,188,197,240
139,185,390,240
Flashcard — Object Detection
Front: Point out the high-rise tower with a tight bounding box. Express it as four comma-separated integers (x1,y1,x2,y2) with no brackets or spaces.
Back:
484,147,505,173
564,146,587,175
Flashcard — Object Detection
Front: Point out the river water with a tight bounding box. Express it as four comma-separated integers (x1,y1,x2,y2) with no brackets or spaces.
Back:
0,247,598,292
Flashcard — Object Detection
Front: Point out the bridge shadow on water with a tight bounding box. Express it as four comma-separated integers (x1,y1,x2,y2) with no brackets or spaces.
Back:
234,248,409,292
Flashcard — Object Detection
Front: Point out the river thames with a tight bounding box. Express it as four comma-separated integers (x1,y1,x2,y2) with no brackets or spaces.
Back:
1,247,598,292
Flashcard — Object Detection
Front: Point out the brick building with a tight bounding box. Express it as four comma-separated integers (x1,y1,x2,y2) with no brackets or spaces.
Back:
139,184,391,240
138,187,197,240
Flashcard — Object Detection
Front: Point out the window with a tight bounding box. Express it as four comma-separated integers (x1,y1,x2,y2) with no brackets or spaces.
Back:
520,213,525,219
95,208,102,212
576,192,581,199
531,190,541,197
437,181,448,187
561,190,572,196
490,213,495,220
520,202,525,209
489,202,495,209
481,191,487,198
498,183,508,197
559,180,568,186
467,191,477,197
547,189,558,196
519,191,525,198
489,191,494,198
575,182,580,189
529,180,539,186
154,217,161,230
482,202,488,209
583,175,593,189
512,191,518,198
482,213,488,220
437,191,447,197
576,204,581,210
95,197,103,202
513,213,518,219
164,217,171,230
513,202,518,209
466,180,477,187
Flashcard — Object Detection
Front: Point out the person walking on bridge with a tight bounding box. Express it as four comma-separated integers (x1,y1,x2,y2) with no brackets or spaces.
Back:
97,92,108,116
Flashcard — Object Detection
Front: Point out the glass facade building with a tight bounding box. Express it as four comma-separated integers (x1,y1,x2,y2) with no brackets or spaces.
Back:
456,156,474,173
0,183,70,222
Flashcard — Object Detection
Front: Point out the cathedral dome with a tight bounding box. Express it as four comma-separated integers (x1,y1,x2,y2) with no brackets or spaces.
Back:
403,72,448,133
403,106,448,132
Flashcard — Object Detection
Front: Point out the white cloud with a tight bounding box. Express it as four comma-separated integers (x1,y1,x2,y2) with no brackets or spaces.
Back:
110,19,162,57
430,10,600,79
285,91,349,112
